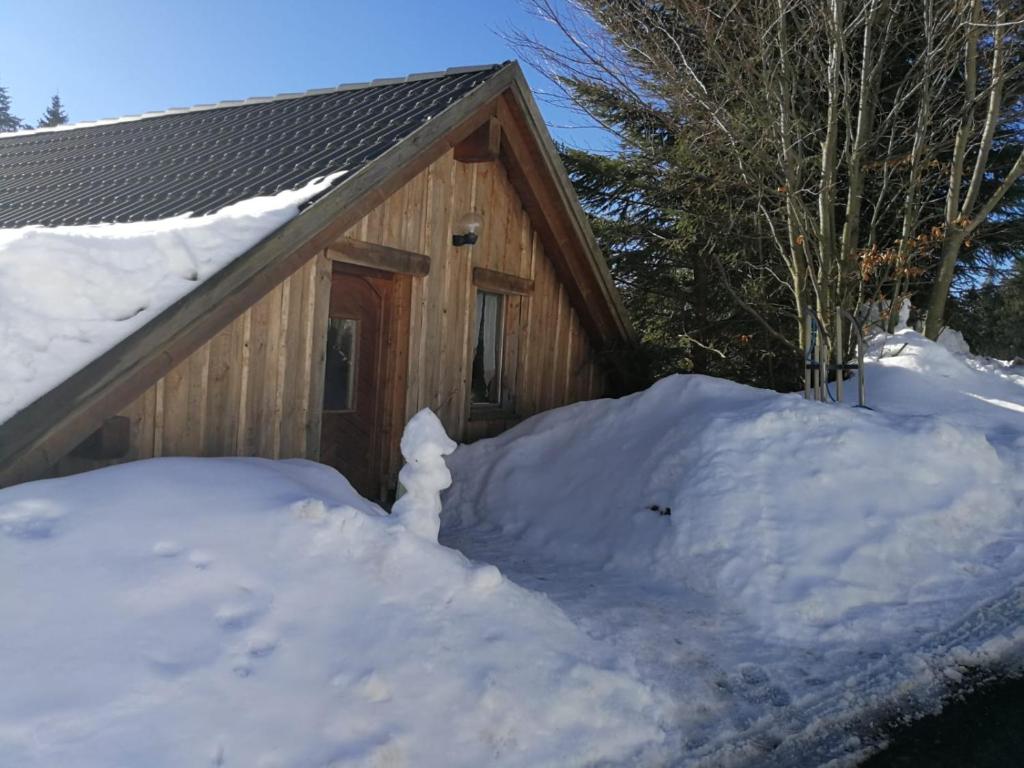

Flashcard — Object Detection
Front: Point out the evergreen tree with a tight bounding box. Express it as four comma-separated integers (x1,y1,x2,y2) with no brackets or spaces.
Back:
558,81,800,389
0,82,25,132
37,94,68,128
949,263,1024,361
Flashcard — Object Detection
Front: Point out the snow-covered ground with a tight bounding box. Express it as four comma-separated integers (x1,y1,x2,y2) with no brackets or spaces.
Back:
0,412,667,767
442,328,1024,765
2,328,1022,766
0,172,342,425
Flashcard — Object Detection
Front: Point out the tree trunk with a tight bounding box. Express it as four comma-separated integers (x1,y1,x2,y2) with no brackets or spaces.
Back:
925,232,965,340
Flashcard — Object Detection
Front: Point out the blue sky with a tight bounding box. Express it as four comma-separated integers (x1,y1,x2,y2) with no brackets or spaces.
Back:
0,0,609,149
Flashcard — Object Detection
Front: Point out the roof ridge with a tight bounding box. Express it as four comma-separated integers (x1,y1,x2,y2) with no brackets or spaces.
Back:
0,63,506,140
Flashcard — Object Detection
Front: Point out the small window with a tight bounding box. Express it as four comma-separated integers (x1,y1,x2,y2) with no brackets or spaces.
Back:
471,291,504,404
323,317,357,411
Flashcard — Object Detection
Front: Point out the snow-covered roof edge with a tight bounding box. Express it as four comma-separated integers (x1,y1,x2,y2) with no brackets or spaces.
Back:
0,171,347,428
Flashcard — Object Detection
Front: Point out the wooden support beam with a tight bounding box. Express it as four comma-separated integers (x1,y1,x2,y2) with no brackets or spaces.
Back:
472,266,534,296
494,85,634,348
494,97,608,344
70,415,130,460
454,116,501,163
328,237,431,276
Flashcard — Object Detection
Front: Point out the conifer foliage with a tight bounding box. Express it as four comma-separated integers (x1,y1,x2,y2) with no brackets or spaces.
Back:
37,94,69,128
0,82,25,132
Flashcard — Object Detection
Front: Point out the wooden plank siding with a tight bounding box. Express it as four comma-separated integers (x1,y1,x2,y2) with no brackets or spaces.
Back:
51,148,609,488
335,148,606,449
51,256,327,478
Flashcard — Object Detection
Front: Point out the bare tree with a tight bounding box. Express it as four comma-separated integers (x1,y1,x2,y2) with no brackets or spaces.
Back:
925,0,1024,339
512,0,1023,350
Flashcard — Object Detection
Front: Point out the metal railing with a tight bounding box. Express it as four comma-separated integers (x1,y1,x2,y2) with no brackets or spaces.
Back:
803,307,866,407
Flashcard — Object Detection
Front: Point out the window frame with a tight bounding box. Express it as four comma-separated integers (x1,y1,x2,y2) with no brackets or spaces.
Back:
466,266,535,422
322,315,359,413
469,289,506,412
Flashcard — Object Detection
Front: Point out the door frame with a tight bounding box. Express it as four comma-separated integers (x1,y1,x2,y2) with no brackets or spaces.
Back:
320,261,411,501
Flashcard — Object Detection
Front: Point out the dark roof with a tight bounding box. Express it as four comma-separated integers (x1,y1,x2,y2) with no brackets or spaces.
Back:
0,65,501,228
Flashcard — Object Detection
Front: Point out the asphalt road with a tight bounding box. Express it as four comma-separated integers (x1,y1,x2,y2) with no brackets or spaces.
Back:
862,674,1024,767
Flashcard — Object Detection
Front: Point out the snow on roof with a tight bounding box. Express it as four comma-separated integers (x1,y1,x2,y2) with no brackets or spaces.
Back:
0,172,343,426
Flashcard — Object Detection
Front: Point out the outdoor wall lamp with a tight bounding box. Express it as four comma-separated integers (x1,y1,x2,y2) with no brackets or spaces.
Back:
452,211,483,247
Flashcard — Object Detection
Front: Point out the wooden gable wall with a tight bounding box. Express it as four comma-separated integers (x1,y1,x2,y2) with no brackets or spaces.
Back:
51,147,608,486
343,147,607,431
337,148,607,485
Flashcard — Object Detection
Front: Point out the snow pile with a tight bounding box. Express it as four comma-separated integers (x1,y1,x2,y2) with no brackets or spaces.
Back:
0,173,342,425
392,409,458,541
935,326,972,356
445,332,1024,645
0,456,668,766
866,327,1024,438
443,327,1024,762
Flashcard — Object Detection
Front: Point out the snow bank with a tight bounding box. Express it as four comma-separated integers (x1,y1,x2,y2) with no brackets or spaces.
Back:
0,457,667,766
865,327,1024,438
445,331,1024,645
0,173,342,426
935,326,972,356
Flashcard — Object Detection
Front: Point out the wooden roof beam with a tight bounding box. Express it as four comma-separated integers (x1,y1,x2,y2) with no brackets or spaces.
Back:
495,96,614,346
454,116,501,163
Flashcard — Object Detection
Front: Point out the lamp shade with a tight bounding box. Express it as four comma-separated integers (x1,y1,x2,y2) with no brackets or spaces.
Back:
455,211,483,237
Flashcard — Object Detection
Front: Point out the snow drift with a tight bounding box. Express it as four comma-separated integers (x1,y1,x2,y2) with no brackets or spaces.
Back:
445,330,1024,645
442,327,1024,763
0,173,342,426
0,439,668,766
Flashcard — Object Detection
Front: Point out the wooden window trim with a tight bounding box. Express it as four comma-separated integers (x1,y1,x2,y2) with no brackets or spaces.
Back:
328,237,431,276
468,402,516,422
471,266,534,296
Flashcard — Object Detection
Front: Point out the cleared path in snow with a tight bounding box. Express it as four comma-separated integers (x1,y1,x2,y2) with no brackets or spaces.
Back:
443,522,1024,766
442,329,1024,766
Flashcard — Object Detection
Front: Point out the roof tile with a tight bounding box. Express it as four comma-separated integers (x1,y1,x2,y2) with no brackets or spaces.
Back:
0,65,501,228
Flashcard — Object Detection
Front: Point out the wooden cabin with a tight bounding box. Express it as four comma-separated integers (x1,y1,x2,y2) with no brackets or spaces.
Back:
0,62,633,501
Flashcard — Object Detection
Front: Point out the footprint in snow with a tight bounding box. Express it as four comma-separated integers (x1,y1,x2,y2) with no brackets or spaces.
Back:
189,550,215,569
231,632,278,678
246,633,278,659
735,664,792,708
740,665,769,686
979,539,1016,566
0,501,64,540
355,671,392,703
152,540,183,557
215,601,264,631
214,585,271,631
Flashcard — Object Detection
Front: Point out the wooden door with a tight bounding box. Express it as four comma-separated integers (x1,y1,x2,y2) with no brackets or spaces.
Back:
320,267,392,499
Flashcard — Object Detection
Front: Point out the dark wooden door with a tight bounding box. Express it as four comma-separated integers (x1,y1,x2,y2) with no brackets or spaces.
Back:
320,268,392,499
